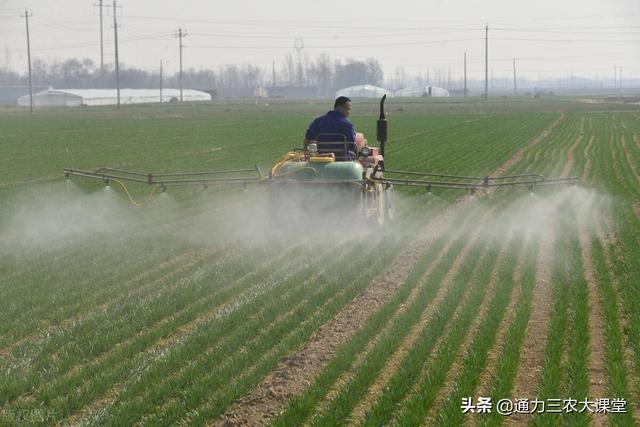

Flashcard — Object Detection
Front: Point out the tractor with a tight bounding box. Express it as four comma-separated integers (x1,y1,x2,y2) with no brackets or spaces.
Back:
63,96,578,224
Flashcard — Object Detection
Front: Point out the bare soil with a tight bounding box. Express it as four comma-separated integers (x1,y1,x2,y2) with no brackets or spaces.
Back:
506,235,555,426
577,219,608,426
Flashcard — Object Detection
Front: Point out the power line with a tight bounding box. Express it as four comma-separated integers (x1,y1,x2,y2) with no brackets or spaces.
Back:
28,33,173,52
493,37,640,43
186,38,478,50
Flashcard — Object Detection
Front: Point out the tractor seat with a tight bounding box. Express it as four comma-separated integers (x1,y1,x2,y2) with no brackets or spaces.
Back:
314,133,358,161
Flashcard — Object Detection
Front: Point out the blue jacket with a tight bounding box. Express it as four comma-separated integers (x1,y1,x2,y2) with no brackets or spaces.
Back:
305,110,356,142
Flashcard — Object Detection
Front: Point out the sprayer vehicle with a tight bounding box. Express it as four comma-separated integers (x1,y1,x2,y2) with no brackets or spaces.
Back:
63,95,578,224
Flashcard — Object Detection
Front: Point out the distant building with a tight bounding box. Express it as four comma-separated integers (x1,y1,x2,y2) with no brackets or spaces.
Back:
17,88,211,107
335,84,393,99
395,85,450,97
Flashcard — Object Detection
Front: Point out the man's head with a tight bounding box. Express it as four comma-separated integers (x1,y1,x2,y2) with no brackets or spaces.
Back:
334,96,352,118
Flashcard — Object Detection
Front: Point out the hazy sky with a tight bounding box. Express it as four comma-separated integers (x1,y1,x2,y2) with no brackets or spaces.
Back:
2,0,640,84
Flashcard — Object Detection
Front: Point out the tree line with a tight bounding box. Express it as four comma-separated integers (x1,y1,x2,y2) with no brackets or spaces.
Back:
0,54,384,96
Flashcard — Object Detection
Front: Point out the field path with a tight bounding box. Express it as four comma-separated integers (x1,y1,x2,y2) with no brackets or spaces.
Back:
213,117,564,427
560,117,584,177
581,135,595,183
347,208,494,424
506,235,555,426
214,199,473,427
578,219,608,426
490,113,565,178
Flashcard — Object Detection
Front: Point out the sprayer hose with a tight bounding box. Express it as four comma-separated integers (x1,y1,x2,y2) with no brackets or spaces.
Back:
270,151,307,177
112,178,158,208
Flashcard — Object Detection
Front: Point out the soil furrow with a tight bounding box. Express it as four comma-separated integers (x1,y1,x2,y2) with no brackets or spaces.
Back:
581,134,595,183
490,113,565,178
506,233,555,426
560,117,584,177
577,218,608,426
307,214,472,419
347,208,494,424
421,235,513,426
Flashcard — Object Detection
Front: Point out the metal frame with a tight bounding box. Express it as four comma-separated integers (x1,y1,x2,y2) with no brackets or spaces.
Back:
63,166,263,188
379,168,578,192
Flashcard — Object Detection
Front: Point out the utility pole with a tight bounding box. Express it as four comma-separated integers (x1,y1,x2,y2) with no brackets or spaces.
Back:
614,65,617,90
113,0,120,108
484,24,488,98
160,60,163,103
463,52,467,97
513,58,517,96
99,0,104,79
22,9,34,113
178,28,186,102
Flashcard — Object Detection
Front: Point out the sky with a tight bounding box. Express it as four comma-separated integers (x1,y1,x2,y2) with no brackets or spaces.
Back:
2,0,640,86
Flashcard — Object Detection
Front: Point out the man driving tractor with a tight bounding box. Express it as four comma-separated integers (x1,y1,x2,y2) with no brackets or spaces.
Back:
303,96,367,154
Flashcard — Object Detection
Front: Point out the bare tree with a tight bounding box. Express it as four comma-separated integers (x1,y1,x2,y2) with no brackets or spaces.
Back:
280,53,296,86
307,53,332,96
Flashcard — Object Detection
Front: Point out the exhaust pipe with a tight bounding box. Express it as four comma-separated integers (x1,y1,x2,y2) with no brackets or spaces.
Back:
377,94,387,161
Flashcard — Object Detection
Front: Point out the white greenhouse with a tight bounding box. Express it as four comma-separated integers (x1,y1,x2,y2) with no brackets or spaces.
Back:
394,85,450,98
17,88,211,107
335,84,393,99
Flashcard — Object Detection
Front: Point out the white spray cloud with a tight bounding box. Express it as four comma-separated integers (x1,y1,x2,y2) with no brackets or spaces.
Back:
0,182,132,252
0,180,611,260
478,185,611,243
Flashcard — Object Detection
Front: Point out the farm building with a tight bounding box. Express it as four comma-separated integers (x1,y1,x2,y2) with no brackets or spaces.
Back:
17,88,211,107
335,84,393,99
395,85,450,97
